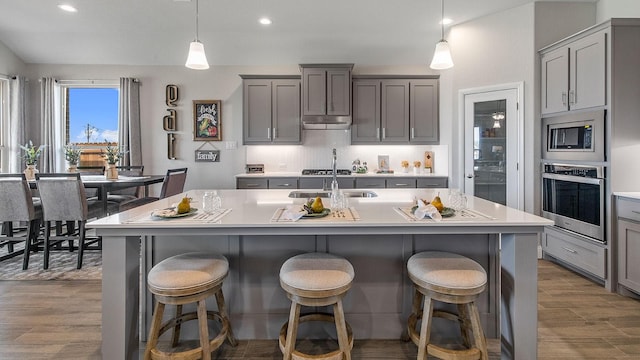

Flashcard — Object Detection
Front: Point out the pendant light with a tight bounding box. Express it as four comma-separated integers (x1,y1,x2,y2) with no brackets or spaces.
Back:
430,0,454,70
185,0,209,70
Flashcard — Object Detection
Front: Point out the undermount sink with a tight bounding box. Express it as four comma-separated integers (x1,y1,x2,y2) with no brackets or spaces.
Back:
288,190,378,198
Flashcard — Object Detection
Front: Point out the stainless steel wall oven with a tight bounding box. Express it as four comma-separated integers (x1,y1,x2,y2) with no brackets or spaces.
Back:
542,163,605,243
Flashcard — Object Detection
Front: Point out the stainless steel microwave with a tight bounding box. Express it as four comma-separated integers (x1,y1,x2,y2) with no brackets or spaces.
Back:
542,110,605,162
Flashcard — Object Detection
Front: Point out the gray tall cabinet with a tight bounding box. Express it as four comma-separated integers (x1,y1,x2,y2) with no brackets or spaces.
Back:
539,19,640,292
241,75,301,144
351,76,439,145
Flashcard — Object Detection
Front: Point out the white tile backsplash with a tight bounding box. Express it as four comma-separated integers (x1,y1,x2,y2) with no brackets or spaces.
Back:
246,130,449,175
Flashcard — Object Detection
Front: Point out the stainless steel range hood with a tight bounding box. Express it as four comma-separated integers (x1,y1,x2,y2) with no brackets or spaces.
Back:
301,115,352,130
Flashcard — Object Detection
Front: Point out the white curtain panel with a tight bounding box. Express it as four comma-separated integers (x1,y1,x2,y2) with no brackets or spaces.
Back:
118,78,142,167
39,77,61,173
9,76,28,173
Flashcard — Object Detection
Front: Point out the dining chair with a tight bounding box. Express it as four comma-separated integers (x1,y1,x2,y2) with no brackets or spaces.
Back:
119,168,188,212
0,174,42,270
76,166,105,198
35,173,101,269
106,165,145,204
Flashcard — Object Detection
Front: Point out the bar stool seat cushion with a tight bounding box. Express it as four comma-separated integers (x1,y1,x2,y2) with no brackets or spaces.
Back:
148,253,228,293
280,252,354,292
408,251,486,293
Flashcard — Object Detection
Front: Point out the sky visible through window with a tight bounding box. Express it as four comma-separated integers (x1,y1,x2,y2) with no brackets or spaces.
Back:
68,88,118,143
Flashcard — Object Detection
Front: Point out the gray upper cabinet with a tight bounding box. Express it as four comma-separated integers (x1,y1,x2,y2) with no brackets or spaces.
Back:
381,80,410,143
351,79,381,143
352,76,439,145
541,30,606,115
410,79,439,143
242,76,301,145
301,64,353,116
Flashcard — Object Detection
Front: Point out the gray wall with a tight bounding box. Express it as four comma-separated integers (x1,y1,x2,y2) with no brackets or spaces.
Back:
445,2,595,214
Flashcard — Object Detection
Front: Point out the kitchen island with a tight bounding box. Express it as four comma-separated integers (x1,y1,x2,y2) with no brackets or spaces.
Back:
89,188,552,360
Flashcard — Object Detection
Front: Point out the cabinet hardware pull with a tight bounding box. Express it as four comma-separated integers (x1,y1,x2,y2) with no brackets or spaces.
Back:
569,90,575,105
562,246,577,254
273,127,277,139
562,91,567,106
382,128,386,139
279,184,290,187
395,183,409,186
376,128,380,139
267,127,271,140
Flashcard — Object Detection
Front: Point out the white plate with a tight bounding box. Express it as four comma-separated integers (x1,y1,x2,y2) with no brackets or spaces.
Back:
151,207,197,218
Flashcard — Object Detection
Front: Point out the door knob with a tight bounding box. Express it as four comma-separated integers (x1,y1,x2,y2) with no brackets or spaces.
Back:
466,174,474,179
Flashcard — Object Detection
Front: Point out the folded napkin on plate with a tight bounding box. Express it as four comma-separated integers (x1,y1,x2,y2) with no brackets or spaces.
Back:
413,203,442,221
282,205,307,221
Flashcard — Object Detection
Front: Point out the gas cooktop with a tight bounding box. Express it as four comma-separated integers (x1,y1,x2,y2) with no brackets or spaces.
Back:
301,169,352,176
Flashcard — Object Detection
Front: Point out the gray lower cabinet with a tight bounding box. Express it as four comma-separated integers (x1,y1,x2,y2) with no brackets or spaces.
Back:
298,177,355,190
616,196,640,294
355,178,386,189
268,177,298,189
417,177,448,188
236,178,268,189
241,76,301,144
237,176,448,190
386,178,416,188
542,226,606,279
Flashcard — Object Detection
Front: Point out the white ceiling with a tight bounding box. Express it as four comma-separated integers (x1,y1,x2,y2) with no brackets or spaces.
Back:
0,0,594,66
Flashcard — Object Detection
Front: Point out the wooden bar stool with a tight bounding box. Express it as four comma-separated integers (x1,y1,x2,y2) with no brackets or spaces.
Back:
406,251,488,360
144,252,237,360
279,252,355,360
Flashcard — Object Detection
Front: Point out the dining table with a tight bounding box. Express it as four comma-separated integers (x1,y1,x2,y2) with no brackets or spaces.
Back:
29,174,166,217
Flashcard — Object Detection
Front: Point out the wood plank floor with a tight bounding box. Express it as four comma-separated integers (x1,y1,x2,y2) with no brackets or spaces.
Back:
0,259,638,359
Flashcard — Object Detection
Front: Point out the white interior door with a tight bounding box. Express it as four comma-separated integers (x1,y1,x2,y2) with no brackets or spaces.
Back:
462,85,523,209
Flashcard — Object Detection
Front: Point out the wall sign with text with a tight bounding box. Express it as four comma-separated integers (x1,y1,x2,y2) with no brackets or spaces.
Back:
193,100,222,141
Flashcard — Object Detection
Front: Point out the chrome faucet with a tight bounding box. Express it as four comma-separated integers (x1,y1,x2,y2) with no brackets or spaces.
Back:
331,148,338,191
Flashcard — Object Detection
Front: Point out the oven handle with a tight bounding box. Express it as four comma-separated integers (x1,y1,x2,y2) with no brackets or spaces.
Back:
542,173,604,185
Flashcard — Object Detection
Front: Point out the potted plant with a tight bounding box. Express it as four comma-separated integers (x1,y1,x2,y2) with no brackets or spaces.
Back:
103,142,125,180
20,140,44,180
64,144,82,172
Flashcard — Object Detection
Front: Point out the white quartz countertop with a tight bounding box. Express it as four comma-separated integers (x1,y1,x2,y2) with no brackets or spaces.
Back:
614,192,640,201
236,172,448,178
88,189,552,230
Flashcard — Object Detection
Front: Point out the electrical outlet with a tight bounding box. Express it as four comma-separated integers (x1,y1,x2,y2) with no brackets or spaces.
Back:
225,141,237,150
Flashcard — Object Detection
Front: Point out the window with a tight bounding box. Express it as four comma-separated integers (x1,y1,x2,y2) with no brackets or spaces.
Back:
63,86,119,144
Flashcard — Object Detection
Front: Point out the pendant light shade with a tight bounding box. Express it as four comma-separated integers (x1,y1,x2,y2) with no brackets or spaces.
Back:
185,0,209,70
186,41,209,70
430,0,454,70
430,40,454,70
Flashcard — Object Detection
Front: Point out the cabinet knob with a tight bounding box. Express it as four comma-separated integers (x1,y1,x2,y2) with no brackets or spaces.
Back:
466,174,474,179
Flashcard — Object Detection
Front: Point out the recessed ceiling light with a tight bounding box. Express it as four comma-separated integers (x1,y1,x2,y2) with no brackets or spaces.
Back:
259,17,272,25
441,18,453,25
58,4,78,12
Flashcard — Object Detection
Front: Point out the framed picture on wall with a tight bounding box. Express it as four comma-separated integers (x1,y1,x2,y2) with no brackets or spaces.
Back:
193,100,222,141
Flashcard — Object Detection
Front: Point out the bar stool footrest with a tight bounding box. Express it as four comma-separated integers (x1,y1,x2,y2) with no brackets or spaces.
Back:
278,312,353,360
407,310,480,360
150,310,231,360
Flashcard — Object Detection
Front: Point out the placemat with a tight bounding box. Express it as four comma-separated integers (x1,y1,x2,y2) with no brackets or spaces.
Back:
271,207,361,222
394,207,496,222
124,208,231,224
